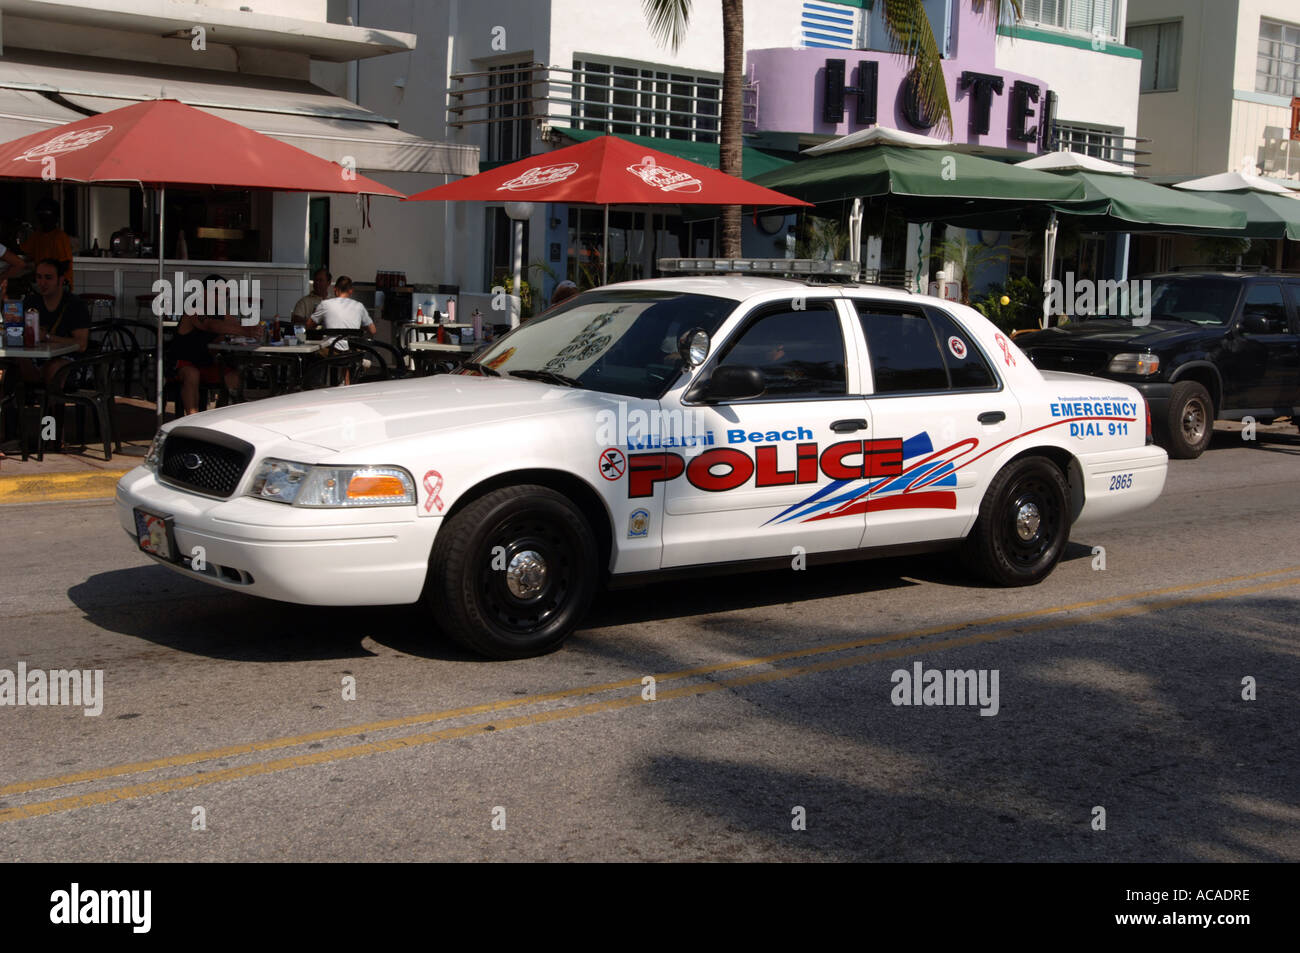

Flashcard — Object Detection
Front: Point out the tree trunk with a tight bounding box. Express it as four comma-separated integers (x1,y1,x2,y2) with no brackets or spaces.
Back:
720,0,744,258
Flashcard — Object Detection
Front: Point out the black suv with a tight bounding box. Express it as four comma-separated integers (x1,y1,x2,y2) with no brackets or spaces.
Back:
1017,272,1300,458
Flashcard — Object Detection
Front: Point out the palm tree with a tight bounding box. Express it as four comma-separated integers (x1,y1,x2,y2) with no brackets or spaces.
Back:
643,0,745,258
642,1,1024,257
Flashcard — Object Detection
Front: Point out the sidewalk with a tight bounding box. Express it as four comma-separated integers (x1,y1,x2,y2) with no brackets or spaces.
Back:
0,397,158,503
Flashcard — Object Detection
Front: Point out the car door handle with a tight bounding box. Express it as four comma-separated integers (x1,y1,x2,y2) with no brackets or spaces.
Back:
978,411,1006,424
830,418,868,433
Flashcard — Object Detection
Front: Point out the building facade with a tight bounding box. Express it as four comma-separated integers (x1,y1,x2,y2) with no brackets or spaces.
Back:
347,0,1142,304
0,0,473,311
1127,0,1300,185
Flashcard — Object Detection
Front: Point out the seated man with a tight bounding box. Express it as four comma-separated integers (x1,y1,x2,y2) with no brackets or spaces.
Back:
19,258,89,387
291,267,330,324
170,274,245,415
307,276,376,334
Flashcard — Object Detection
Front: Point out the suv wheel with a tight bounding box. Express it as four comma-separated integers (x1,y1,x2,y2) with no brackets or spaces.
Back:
426,485,599,659
1164,381,1214,459
961,456,1070,587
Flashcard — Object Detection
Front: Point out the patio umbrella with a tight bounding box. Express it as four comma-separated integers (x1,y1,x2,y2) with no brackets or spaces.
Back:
404,134,811,283
1172,172,1300,240
0,98,404,422
749,143,1089,219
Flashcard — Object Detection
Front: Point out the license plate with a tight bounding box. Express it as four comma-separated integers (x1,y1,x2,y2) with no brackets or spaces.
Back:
134,508,177,562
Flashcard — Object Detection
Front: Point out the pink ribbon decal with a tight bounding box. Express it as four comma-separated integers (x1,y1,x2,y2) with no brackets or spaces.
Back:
995,334,1017,367
422,470,444,513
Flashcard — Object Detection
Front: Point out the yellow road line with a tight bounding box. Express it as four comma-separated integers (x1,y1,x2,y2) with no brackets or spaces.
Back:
4,563,1299,799
0,469,132,504
2,572,1297,825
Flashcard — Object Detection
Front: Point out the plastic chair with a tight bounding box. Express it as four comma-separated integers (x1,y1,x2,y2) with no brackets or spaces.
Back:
40,351,123,460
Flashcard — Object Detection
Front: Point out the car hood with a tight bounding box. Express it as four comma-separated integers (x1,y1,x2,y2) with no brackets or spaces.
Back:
1018,318,1212,351
171,375,626,453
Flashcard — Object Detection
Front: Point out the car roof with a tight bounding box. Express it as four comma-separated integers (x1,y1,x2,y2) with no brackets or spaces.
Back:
605,275,921,304
1140,271,1300,280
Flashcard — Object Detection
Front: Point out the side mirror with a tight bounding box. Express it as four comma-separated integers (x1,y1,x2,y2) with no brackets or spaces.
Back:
678,327,710,367
699,365,765,402
1239,312,1272,335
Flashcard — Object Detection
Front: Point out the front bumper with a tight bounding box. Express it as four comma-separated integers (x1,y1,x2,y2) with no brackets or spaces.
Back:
1073,444,1168,527
1131,381,1173,420
116,466,437,605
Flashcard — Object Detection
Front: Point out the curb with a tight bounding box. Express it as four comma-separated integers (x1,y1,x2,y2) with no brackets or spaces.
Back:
0,468,133,504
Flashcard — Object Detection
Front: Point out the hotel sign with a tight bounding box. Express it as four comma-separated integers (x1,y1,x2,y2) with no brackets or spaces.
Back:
822,59,1050,148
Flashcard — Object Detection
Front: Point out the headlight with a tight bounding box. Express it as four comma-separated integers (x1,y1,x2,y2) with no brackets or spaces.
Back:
248,459,415,507
1107,352,1160,376
144,430,167,472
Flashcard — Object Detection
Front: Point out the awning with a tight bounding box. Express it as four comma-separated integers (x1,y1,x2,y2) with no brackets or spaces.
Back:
551,126,795,180
0,49,477,176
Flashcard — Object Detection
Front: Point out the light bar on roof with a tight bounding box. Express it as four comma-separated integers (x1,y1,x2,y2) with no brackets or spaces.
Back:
657,258,859,277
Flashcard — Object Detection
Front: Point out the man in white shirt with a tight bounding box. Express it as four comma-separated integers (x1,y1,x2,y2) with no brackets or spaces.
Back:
307,276,376,334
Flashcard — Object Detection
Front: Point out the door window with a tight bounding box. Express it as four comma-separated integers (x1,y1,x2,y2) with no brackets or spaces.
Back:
714,304,846,398
1241,283,1287,334
856,305,949,393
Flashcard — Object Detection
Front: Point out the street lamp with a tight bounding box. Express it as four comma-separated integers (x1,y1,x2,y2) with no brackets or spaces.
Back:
504,202,534,327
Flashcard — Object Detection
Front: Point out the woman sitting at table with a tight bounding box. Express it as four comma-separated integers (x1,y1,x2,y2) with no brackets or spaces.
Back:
170,273,244,415
306,276,376,335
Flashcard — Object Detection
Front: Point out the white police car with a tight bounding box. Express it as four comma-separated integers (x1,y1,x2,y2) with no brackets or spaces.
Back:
118,274,1167,658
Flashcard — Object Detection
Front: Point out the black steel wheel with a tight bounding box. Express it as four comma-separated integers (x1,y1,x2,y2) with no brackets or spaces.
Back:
962,456,1070,587
427,485,598,659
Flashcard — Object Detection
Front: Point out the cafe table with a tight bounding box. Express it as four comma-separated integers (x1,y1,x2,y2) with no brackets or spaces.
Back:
0,343,80,460
405,338,480,375
209,339,322,396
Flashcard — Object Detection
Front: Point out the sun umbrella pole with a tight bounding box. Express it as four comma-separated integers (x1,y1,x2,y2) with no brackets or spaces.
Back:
1042,210,1058,329
156,185,166,426
602,205,609,285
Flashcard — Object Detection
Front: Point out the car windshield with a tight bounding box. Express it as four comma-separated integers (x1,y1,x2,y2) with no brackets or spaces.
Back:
1125,277,1241,326
459,289,737,398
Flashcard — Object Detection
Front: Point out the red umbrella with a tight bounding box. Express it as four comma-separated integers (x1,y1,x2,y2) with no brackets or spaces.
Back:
0,99,404,421
405,135,810,282
0,98,403,195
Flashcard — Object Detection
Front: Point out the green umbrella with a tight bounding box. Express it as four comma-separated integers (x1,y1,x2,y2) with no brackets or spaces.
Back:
944,155,1249,233
750,144,1088,218
1169,185,1300,240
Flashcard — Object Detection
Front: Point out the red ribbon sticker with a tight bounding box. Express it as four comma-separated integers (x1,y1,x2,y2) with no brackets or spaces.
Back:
995,333,1017,367
422,470,444,513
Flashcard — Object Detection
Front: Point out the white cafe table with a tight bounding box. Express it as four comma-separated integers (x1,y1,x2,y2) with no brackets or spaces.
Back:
0,343,79,360
208,340,323,396
405,340,480,354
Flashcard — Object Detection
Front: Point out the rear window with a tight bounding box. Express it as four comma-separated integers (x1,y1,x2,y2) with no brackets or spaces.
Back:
855,303,996,393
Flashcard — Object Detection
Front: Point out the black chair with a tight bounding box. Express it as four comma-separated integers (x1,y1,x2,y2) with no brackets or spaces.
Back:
88,321,146,398
39,351,123,460
303,351,364,390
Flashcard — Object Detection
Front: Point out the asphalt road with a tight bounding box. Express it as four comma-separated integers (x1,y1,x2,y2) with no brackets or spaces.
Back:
1,425,1297,862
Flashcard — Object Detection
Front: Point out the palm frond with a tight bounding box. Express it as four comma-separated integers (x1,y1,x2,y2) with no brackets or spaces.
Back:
642,0,693,52
879,0,952,136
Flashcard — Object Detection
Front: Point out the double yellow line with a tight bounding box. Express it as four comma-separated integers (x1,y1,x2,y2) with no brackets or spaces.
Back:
3,565,1298,825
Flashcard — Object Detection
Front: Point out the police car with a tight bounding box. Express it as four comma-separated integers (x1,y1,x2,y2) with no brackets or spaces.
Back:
117,270,1168,658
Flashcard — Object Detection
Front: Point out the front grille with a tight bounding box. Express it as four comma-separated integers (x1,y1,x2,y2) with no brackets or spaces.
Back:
1027,347,1110,375
160,434,251,498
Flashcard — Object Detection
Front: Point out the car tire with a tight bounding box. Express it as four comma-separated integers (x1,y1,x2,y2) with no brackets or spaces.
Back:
426,484,598,659
1163,381,1214,459
961,456,1070,587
